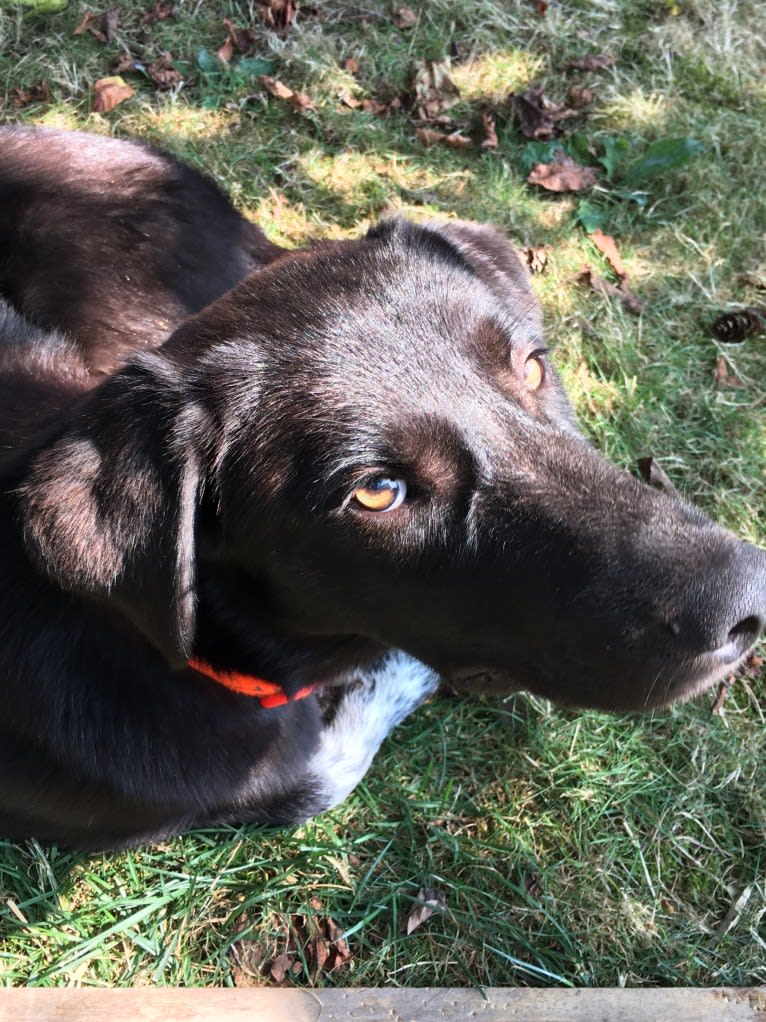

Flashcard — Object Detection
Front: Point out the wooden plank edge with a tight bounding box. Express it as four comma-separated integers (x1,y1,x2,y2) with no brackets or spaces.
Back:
0,986,765,1022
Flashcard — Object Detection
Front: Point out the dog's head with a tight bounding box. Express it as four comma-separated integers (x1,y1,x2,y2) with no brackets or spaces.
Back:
19,218,766,711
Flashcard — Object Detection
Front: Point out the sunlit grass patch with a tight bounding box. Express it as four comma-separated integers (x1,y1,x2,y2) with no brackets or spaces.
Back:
451,50,545,102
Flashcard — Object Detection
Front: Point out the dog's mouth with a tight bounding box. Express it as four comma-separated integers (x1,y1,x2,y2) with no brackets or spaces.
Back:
442,643,757,711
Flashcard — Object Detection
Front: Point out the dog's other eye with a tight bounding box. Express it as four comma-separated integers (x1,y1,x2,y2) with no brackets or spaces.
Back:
352,477,407,512
523,352,545,392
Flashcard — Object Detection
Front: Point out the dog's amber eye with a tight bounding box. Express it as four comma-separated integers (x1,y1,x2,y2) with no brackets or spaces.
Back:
353,477,407,512
523,354,545,391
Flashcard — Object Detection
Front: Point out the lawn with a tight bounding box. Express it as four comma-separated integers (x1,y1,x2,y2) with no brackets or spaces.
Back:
0,0,765,989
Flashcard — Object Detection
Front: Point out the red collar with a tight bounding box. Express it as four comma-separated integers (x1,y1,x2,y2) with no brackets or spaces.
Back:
188,657,316,709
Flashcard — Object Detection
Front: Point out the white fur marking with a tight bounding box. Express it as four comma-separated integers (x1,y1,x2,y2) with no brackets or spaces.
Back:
309,650,440,811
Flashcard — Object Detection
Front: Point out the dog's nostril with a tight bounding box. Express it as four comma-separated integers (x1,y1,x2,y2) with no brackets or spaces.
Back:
727,615,763,649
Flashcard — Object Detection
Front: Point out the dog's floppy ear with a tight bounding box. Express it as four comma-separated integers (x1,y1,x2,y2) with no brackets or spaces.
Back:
19,354,207,667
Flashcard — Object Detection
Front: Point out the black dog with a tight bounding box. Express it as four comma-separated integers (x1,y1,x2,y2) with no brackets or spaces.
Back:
0,129,764,848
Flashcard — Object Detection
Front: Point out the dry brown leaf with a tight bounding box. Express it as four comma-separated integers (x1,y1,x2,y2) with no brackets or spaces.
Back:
92,76,135,113
112,52,135,74
564,53,616,72
11,80,50,107
512,87,581,141
257,0,297,33
567,83,593,107
260,74,317,111
337,89,360,108
140,1,173,26
260,75,293,100
528,153,597,192
590,228,626,278
393,7,417,28
406,888,447,935
416,127,471,149
480,109,498,149
714,354,744,388
222,17,258,55
147,53,183,89
362,98,390,115
269,952,293,984
525,245,550,274
577,266,644,315
513,86,556,140
411,58,460,121
75,7,120,43
217,37,235,63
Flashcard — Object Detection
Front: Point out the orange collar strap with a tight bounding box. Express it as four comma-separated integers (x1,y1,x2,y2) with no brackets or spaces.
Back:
188,657,316,709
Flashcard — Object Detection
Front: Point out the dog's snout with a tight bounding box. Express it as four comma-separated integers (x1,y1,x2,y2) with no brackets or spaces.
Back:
671,541,766,665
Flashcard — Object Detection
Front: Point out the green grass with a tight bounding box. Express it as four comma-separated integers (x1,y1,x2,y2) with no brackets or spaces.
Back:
1,0,766,990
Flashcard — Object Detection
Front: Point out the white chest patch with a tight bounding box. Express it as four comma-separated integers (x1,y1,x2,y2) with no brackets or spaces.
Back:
308,650,440,812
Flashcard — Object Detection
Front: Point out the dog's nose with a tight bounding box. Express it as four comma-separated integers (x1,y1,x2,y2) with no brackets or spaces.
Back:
675,540,766,663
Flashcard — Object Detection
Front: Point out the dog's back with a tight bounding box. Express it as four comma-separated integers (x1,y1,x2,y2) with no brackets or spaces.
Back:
0,127,285,374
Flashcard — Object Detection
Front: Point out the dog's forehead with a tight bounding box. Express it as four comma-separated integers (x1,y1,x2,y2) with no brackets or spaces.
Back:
299,250,540,385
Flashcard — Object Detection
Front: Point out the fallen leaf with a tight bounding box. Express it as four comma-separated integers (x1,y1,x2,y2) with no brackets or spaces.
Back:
411,58,460,121
714,354,744,388
361,97,391,115
407,888,447,935
147,53,183,89
92,75,135,113
112,52,135,74
75,6,120,43
337,89,360,108
140,0,173,26
259,74,317,111
416,127,472,149
567,83,593,107
577,266,644,314
525,245,549,274
480,109,498,148
513,86,556,140
10,80,50,107
528,153,597,192
637,457,678,497
393,7,417,28
269,952,293,984
563,53,616,72
589,228,626,278
217,37,234,63
221,17,258,55
711,307,766,343
257,0,297,33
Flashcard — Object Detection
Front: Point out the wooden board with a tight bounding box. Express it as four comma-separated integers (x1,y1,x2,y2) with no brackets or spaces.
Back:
1,987,765,1022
